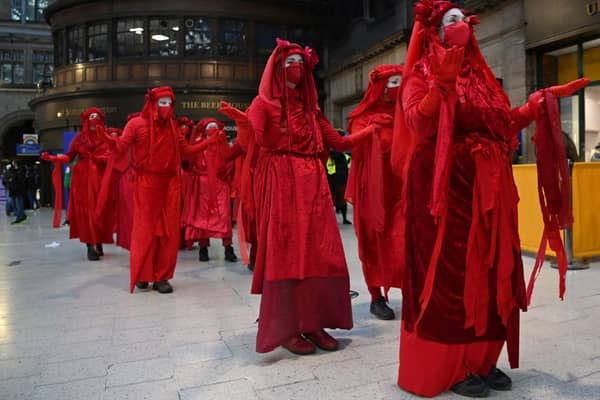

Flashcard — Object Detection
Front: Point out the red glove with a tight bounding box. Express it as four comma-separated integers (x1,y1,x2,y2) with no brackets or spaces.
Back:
547,77,591,97
371,113,394,127
219,101,246,122
430,46,465,86
41,152,69,163
41,151,54,162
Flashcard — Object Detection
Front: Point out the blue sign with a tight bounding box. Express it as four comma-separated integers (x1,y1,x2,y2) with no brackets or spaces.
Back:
16,143,41,155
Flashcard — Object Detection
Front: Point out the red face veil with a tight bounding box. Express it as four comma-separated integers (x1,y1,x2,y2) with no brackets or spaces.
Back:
80,107,105,137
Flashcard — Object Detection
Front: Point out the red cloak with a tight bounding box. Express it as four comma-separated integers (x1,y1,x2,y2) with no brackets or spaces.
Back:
346,64,404,293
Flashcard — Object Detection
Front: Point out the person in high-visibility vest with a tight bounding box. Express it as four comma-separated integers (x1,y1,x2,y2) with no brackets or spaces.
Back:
327,147,352,225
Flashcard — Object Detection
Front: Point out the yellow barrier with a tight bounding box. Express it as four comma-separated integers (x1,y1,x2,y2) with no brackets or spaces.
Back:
513,163,600,258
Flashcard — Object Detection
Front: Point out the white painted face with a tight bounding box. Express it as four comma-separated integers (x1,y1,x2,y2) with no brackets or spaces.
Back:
205,122,219,131
158,97,173,107
386,75,401,88
88,112,99,120
285,54,303,68
439,8,466,40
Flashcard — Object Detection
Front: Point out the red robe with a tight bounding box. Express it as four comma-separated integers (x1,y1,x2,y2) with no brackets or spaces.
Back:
347,92,404,292
114,150,134,250
398,62,533,396
181,122,233,244
62,130,114,245
114,114,213,292
248,89,371,352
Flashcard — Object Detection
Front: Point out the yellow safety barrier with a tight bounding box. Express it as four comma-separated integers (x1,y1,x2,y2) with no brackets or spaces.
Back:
513,163,600,259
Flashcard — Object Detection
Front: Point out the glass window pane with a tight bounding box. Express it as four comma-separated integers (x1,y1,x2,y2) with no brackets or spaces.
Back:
88,23,108,61
256,23,282,59
36,0,48,21
13,63,24,84
25,0,35,21
220,19,246,57
542,45,578,86
116,18,145,57
1,64,13,83
184,17,213,56
584,86,600,160
67,25,85,64
11,0,21,21
149,18,179,57
583,38,600,82
54,30,65,67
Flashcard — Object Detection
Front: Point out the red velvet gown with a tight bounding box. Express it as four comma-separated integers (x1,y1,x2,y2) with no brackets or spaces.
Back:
346,98,403,291
114,151,134,250
181,137,233,245
398,62,533,397
116,116,209,292
248,89,356,352
64,132,114,245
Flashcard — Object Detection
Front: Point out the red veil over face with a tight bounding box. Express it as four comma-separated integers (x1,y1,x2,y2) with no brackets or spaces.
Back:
80,107,106,137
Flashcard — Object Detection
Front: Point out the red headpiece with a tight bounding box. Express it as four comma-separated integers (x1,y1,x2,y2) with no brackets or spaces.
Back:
347,64,403,130
80,107,105,136
257,38,319,114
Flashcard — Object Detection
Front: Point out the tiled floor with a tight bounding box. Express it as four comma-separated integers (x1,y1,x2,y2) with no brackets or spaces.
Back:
1,209,599,399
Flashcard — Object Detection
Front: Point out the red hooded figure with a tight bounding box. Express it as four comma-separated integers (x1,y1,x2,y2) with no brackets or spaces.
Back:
177,116,195,249
247,39,389,355
346,64,404,320
106,86,221,293
180,117,238,262
393,1,589,397
41,107,114,261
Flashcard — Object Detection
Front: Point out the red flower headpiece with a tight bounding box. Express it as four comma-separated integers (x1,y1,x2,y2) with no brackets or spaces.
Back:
275,38,319,70
414,0,459,28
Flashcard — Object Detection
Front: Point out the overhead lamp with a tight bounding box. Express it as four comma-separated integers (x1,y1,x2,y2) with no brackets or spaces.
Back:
151,34,169,41
172,26,180,31
129,27,144,34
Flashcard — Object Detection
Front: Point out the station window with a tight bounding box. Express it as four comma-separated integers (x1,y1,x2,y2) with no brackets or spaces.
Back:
116,18,145,57
220,19,247,57
149,18,179,57
184,17,213,56
67,25,85,64
0,49,25,84
33,50,53,84
256,23,283,59
88,23,108,61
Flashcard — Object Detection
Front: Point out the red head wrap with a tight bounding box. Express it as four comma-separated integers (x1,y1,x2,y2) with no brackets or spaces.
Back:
80,107,105,136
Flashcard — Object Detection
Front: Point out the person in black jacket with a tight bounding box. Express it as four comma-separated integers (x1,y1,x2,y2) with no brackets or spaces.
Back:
2,160,27,224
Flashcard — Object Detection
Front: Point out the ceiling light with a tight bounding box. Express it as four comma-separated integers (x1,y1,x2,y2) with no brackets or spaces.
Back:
172,26,180,31
129,27,144,34
152,34,169,41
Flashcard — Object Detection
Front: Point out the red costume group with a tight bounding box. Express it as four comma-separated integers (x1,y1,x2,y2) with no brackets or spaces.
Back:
40,4,591,396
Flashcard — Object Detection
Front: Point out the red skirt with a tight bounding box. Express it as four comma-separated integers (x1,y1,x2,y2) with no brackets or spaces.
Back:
398,323,503,397
256,277,353,353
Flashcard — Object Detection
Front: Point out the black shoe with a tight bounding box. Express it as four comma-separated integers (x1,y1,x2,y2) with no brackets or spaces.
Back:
370,297,395,320
11,216,27,224
96,243,104,256
342,219,352,225
86,244,100,261
199,247,209,261
247,263,254,272
152,280,173,294
135,282,149,290
451,374,490,398
482,367,512,391
224,245,238,262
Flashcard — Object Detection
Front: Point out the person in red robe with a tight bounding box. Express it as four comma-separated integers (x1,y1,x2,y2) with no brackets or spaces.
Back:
346,64,404,321
219,102,259,272
392,1,590,397
105,86,222,293
247,38,392,355
181,118,238,262
41,107,114,261
177,116,195,250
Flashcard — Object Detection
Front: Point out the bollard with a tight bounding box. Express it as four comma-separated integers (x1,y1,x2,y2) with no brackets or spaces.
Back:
552,159,589,270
